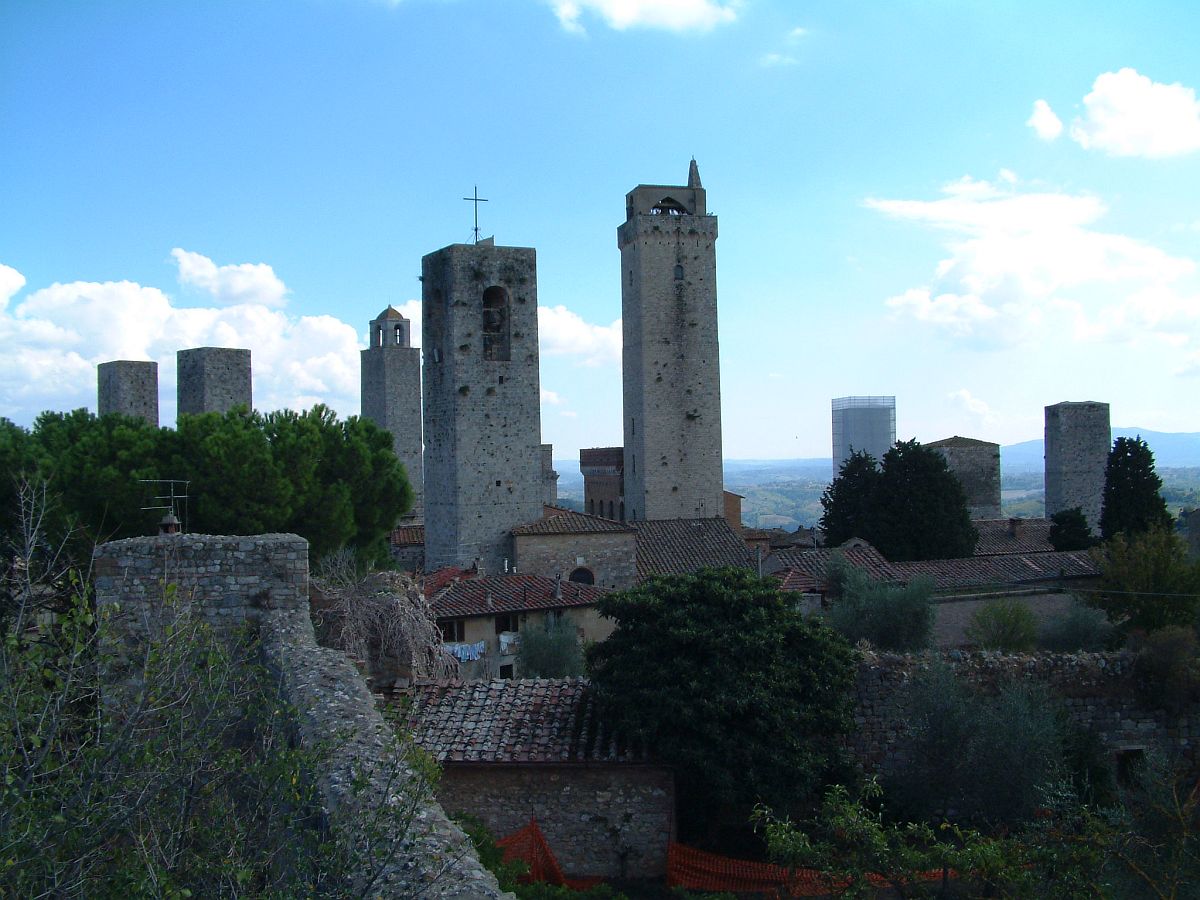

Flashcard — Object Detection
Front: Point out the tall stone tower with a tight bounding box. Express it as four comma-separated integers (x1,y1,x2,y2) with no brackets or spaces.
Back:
177,347,252,416
361,307,423,518
421,239,544,572
1045,401,1111,532
620,160,724,521
97,360,159,426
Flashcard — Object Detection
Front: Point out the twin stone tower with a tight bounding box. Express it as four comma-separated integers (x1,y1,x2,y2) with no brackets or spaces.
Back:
360,161,724,572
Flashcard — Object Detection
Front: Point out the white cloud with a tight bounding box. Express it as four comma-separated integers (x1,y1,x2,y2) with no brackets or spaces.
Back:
541,388,564,405
549,0,737,34
760,52,797,68
538,304,621,366
171,248,289,307
868,176,1199,350
0,263,25,311
1026,99,1063,141
787,26,807,41
1069,68,1200,158
948,388,993,419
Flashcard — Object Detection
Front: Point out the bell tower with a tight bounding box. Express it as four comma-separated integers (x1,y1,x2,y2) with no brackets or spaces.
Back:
619,160,724,521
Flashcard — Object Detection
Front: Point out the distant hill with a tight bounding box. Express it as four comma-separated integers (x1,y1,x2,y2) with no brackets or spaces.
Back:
1002,429,1200,472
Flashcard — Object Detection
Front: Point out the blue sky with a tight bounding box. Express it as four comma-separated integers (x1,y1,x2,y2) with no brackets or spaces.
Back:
3,0,1200,459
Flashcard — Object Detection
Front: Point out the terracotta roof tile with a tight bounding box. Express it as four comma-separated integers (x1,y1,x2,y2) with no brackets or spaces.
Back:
765,542,897,584
972,518,1055,555
891,551,1098,591
404,677,645,763
424,565,476,598
431,574,607,619
631,517,753,580
389,524,425,547
512,508,634,536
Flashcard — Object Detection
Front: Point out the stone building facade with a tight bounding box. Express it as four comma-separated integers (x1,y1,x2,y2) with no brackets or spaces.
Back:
361,307,423,517
511,509,638,590
97,360,159,426
422,239,544,573
620,161,724,522
1044,400,1110,532
928,435,1001,519
177,347,252,416
580,446,624,520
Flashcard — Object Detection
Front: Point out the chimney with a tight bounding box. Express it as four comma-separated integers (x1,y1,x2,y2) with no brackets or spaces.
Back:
159,512,181,535
553,573,563,602
1008,518,1022,538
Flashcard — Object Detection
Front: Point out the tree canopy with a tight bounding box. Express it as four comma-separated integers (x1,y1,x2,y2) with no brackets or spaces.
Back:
1049,507,1097,551
1090,527,1200,635
586,567,858,835
1100,436,1173,540
0,405,412,565
820,440,977,561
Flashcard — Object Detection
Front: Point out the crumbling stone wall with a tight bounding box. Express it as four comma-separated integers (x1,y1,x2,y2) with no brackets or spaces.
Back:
436,765,674,879
93,534,509,899
854,650,1198,775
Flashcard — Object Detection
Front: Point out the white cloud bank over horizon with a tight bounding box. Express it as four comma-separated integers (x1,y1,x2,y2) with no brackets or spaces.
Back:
549,0,737,34
0,252,622,427
867,174,1200,355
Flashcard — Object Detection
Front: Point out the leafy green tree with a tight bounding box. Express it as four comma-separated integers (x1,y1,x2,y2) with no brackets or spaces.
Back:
517,615,584,677
1090,526,1200,635
826,562,934,652
820,451,881,547
1100,436,1173,540
820,440,976,561
1049,507,1097,551
874,440,977,561
1038,600,1113,651
0,418,35,543
326,414,413,565
586,567,858,837
886,664,1068,829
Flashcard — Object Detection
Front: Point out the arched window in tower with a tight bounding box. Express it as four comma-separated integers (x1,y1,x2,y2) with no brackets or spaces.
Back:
482,286,511,361
568,567,595,585
394,324,404,346
375,326,384,348
674,264,684,281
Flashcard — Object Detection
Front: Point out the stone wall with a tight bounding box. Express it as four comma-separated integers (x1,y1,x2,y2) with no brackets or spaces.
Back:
93,534,509,899
436,764,675,879
929,437,1001,520
854,650,1198,775
513,531,638,590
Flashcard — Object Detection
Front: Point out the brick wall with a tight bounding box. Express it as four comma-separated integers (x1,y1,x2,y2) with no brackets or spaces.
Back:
437,765,674,879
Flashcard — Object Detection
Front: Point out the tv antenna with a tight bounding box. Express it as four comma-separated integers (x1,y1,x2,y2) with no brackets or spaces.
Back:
463,185,488,243
141,479,190,533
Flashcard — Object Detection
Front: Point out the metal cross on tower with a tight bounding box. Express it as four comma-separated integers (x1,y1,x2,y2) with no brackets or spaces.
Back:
462,185,489,244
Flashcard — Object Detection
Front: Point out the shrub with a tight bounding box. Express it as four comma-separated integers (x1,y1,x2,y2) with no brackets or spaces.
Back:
826,568,934,652
518,615,584,677
1039,600,1114,651
965,598,1037,651
1131,626,1200,714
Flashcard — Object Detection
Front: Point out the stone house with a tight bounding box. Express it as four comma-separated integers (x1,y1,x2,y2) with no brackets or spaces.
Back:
405,677,675,880
429,573,612,679
511,507,638,590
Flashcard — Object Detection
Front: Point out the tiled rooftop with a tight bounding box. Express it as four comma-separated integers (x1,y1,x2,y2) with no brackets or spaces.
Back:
424,565,477,598
891,551,1098,591
972,518,1055,555
511,507,634,536
765,542,897,584
926,435,999,449
431,573,608,619
405,677,644,764
631,517,753,580
389,524,425,547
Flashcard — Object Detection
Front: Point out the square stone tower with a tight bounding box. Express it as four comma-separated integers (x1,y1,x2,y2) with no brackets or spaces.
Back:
177,347,252,416
361,307,423,518
421,239,543,572
620,160,724,521
928,435,1001,519
97,360,159,426
1045,400,1111,532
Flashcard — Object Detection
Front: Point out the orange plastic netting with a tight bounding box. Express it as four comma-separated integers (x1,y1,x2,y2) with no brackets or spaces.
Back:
667,842,951,897
497,818,602,891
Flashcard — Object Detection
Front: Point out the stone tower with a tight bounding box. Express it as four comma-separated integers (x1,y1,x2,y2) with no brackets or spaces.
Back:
928,435,1001,519
620,160,723,521
97,360,159,426
361,307,423,518
421,239,544,572
177,347,252,416
1045,401,1111,532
